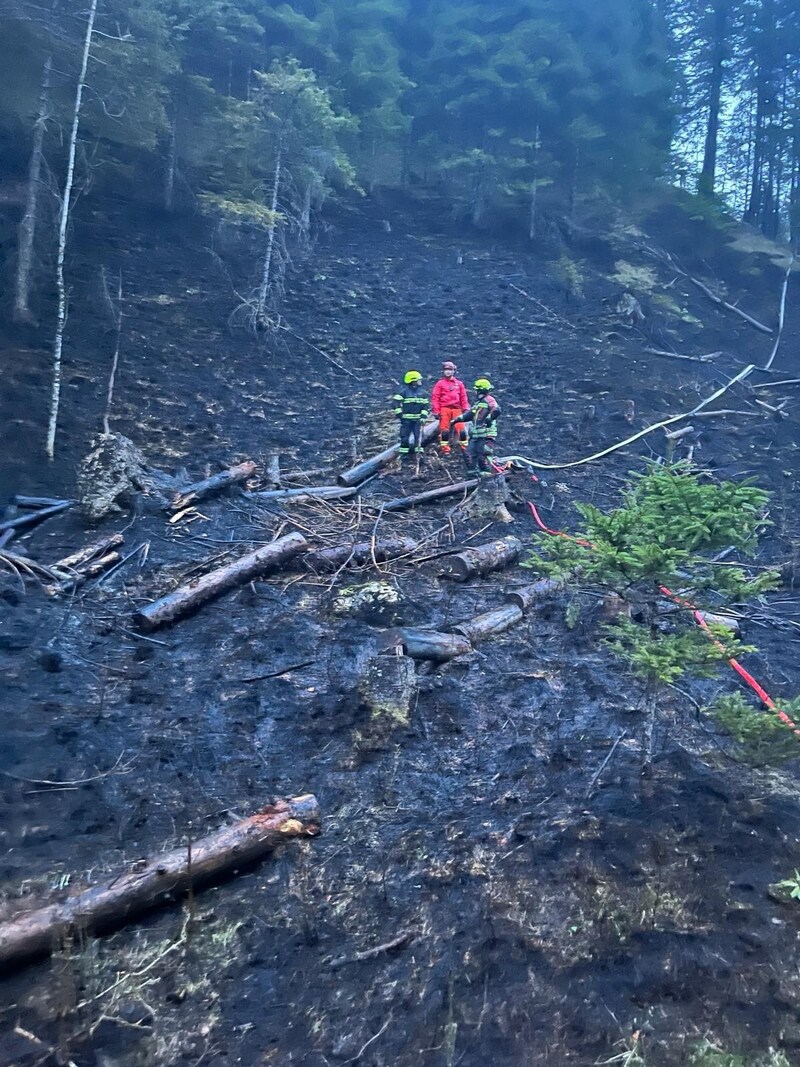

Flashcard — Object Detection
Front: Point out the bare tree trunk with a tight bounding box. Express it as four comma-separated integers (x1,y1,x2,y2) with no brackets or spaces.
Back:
14,55,52,325
45,0,99,459
529,121,540,241
164,108,177,212
256,146,282,323
102,269,122,436
300,179,312,238
698,1,729,198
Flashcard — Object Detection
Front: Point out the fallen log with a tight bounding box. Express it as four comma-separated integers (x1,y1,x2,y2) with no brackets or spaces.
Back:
453,604,523,644
246,485,357,504
337,422,439,487
14,496,72,509
51,533,125,575
698,610,741,634
643,347,717,364
380,479,479,513
687,276,773,335
305,536,417,572
440,536,523,582
171,461,256,510
387,628,473,661
506,576,569,612
134,531,307,630
0,501,70,535
0,796,320,969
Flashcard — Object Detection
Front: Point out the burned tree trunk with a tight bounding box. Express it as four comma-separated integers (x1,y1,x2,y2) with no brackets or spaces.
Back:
305,536,417,572
0,796,320,969
172,461,256,510
337,422,439,487
13,496,71,509
134,532,307,630
247,486,356,504
440,536,523,582
388,628,473,661
0,501,71,535
453,604,524,644
380,480,479,513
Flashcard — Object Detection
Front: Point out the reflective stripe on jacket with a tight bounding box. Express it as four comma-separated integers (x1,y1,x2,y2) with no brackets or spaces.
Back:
468,394,499,438
392,386,430,421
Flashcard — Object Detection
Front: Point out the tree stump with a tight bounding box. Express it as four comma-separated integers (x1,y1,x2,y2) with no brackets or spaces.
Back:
460,474,513,523
357,651,417,743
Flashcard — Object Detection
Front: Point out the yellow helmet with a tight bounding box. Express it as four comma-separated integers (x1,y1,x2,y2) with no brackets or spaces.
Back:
404,370,422,385
474,378,492,391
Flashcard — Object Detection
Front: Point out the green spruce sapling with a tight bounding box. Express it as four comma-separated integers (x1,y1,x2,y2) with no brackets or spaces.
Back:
524,463,784,768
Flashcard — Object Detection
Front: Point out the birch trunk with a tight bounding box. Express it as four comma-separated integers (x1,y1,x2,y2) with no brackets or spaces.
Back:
164,109,177,212
45,0,99,459
529,122,540,241
256,147,282,322
13,55,52,325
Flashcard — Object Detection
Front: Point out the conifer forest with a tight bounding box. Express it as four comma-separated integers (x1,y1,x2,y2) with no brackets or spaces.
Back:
2,1,800,1064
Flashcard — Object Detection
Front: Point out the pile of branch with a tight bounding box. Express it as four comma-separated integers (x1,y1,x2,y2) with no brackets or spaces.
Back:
44,534,125,596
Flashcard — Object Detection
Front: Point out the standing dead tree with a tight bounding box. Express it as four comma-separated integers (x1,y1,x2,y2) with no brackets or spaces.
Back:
101,266,123,435
13,54,52,324
45,0,99,459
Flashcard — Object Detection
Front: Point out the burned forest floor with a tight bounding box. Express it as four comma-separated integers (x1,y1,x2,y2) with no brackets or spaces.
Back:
2,187,800,1066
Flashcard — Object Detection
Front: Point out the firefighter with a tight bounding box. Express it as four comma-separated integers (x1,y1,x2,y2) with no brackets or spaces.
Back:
393,370,429,465
431,361,468,455
454,378,500,474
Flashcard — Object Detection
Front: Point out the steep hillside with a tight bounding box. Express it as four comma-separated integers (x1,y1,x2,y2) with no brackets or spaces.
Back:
1,190,800,1067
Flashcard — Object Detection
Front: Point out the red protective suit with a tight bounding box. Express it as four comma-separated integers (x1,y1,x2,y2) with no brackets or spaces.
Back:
431,377,468,414
431,376,469,454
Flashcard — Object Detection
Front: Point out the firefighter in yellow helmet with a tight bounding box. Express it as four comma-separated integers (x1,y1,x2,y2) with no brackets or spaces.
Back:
392,371,429,466
453,378,501,475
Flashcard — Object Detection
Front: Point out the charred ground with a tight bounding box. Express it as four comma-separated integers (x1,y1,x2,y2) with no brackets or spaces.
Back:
1,189,800,1066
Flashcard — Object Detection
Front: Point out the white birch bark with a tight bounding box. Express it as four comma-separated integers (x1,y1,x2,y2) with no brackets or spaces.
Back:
164,109,177,212
14,55,52,324
46,0,98,459
256,147,282,322
529,122,540,242
102,268,123,436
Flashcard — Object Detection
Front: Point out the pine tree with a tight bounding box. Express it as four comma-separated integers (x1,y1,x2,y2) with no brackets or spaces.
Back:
524,463,783,770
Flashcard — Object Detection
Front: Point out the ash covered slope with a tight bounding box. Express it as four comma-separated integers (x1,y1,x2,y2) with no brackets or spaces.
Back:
1,190,800,1067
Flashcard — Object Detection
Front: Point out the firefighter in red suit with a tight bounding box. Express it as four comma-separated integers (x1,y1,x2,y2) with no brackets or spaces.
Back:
431,361,468,455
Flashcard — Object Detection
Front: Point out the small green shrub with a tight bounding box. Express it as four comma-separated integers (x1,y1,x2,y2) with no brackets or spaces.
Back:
775,870,800,901
708,693,800,765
